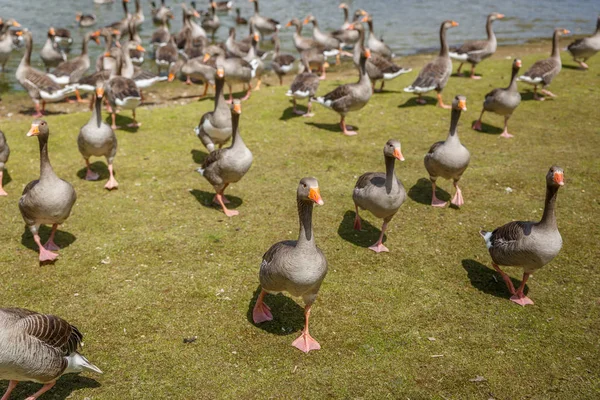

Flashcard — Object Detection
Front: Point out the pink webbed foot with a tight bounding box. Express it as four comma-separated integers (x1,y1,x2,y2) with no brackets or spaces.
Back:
431,196,447,207
499,131,514,139
301,112,314,118
85,169,100,181
104,177,119,190
472,120,483,131
39,247,59,262
33,111,44,118
252,301,273,323
368,242,389,253
0,188,7,196
451,189,464,207
292,331,321,353
43,240,60,252
223,208,239,217
470,75,482,80
510,294,534,306
127,122,142,128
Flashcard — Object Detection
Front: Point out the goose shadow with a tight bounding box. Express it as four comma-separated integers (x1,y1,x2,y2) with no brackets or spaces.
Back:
76,161,108,181
461,259,528,299
398,95,436,108
246,286,304,335
337,210,385,248
19,107,67,116
562,64,587,71
470,120,503,135
305,122,352,133
451,72,483,79
519,90,555,102
0,375,101,400
105,115,140,133
191,149,208,165
189,188,243,210
279,105,305,121
2,169,12,187
21,225,77,253
408,178,450,205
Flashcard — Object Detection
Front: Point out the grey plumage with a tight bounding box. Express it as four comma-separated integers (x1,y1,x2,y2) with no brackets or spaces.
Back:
195,68,232,152
567,16,600,65
449,13,503,67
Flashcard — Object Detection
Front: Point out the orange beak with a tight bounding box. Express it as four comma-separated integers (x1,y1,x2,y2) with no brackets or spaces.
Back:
393,147,405,161
554,171,564,186
75,14,81,21
169,13,175,19
361,16,368,22
451,21,459,27
308,187,324,205
497,14,505,19
253,33,259,41
203,53,211,62
211,2,217,7
27,124,40,137
93,36,101,45
49,27,56,35
347,24,354,30
233,102,242,114
15,31,22,36
360,10,368,16
12,21,21,27
193,10,200,18
285,21,292,27
515,59,522,68
563,29,570,34
458,99,467,111
96,87,104,98
104,51,111,57
217,68,224,78
136,44,145,52
168,73,175,82
365,49,371,59
303,17,310,25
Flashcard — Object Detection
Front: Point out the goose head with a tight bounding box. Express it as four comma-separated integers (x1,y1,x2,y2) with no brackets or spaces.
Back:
452,95,467,112
384,139,404,161
27,120,50,138
442,20,459,30
488,13,505,22
298,177,324,206
547,166,565,187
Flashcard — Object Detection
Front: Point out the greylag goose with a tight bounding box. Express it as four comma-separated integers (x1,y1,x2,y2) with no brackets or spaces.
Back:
424,95,470,207
353,139,406,253
202,2,221,41
107,0,132,35
286,54,319,116
287,18,317,53
194,67,231,151
0,129,9,196
272,31,295,85
314,48,372,136
235,8,248,25
196,100,253,217
449,12,504,79
287,18,330,77
151,13,174,48
253,177,327,353
249,0,280,37
225,27,267,59
16,32,77,117
168,49,216,97
52,28,73,48
567,16,600,69
0,308,102,400
404,20,458,109
78,84,119,189
331,3,359,49
480,166,564,306
204,48,255,102
243,32,264,89
126,21,145,65
19,120,77,262
40,28,67,72
105,51,142,129
303,15,341,64
94,27,121,73
362,14,394,60
472,59,522,138
213,0,233,12
76,12,97,28
151,0,172,25
133,0,145,27
155,36,179,75
0,19,21,71
517,28,570,100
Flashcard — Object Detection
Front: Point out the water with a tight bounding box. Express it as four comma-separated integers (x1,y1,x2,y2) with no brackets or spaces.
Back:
0,0,598,93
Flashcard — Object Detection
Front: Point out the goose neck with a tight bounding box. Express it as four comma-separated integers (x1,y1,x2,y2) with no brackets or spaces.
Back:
384,156,397,193
508,65,519,91
539,185,559,229
297,199,315,247
486,17,495,40
551,30,560,58
230,113,243,148
93,95,103,127
439,25,449,57
214,77,225,109
38,135,56,180
448,107,461,138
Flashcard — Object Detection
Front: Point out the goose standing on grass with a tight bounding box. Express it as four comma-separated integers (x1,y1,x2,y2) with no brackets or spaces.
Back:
76,12,97,28
0,129,9,196
19,120,77,262
249,0,280,37
404,20,458,108
253,177,327,353
362,14,394,60
315,48,372,136
155,36,179,75
286,55,319,116
353,139,406,253
449,12,504,79
105,51,142,129
0,19,21,72
16,32,77,118
304,15,341,65
78,84,119,190
168,51,216,98
197,100,252,217
0,308,102,400
566,16,600,70
272,31,295,85
472,59,521,138
194,67,231,152
40,28,67,72
517,28,570,100
480,166,564,306
424,95,470,207
204,48,255,102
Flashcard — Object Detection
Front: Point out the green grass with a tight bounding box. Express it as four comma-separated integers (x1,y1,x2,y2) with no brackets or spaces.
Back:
1,40,599,399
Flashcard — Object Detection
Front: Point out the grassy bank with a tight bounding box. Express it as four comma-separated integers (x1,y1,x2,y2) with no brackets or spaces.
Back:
0,39,599,399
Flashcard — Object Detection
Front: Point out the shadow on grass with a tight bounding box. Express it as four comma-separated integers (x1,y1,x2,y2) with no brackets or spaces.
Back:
246,286,304,335
105,115,140,133
519,90,557,102
21,225,76,253
19,107,67,117
304,122,348,133
398,96,436,108
562,64,586,71
2,169,12,187
471,121,503,135
76,161,108,181
280,105,305,121
0,375,101,400
337,210,384,248
189,189,243,210
408,178,450,205
191,149,208,165
461,259,528,299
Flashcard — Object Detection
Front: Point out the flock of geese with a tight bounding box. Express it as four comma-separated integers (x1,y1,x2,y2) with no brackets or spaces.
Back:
0,1,599,398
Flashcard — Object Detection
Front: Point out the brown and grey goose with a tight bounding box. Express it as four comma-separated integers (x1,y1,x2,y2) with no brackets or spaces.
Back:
330,3,360,49
285,54,320,116
104,51,142,129
449,12,504,79
0,19,21,71
424,95,470,207
204,47,256,102
151,12,174,48
194,67,232,152
225,26,267,59
196,100,253,217
252,177,327,353
155,36,179,74
303,15,341,64
362,14,394,60
271,31,295,85
0,128,9,196
404,20,458,109
76,12,97,28
19,120,77,262
202,2,221,41
243,32,264,89
40,28,67,72
480,166,564,306
249,0,280,37
567,15,600,69
151,0,172,25
353,139,406,253
235,8,248,25
517,28,570,100
472,59,522,138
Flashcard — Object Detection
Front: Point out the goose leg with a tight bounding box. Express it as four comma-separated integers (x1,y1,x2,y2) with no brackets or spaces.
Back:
292,98,304,115
456,63,463,75
1,380,18,400
430,181,446,207
292,304,321,353
215,191,238,217
340,116,357,136
469,64,481,80
252,289,273,323
0,170,7,196
254,78,262,90
24,381,56,400
185,76,192,85
492,262,517,294
353,204,362,231
227,84,233,104
472,109,484,131
302,99,314,118
368,219,390,253
533,86,544,101
278,75,283,86
105,163,119,190
510,273,534,306
127,109,141,128
75,89,86,103
33,101,44,118
43,224,60,251
436,92,451,109
450,180,464,207
34,233,58,262
241,83,252,101
499,116,514,138
319,64,327,80
576,60,589,69
212,183,230,204
84,158,100,181
111,112,118,130
415,94,427,105
541,89,556,98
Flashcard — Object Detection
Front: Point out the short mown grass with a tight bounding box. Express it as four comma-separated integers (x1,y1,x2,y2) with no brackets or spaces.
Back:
0,38,599,399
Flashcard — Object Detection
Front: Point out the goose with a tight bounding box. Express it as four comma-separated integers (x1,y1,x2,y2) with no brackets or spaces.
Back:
362,14,394,60
331,3,360,49
353,139,406,253
271,31,295,85
404,20,458,109
287,18,317,53
567,15,600,69
40,28,67,72
52,28,73,48
194,67,231,151
186,4,207,40
202,2,221,41
78,84,119,190
75,12,97,28
104,51,142,129
94,27,121,73
127,20,145,65
449,13,504,79
299,46,329,80
243,32,264,89
314,48,372,136
0,129,9,196
155,36,179,74
517,28,570,100
19,120,77,262
196,100,252,217
0,18,21,72
472,59,522,138
15,32,77,117
235,8,248,25
303,15,341,64
213,0,233,12
151,0,172,25
480,166,564,306
151,12,174,48
204,48,255,102
253,177,327,353
168,56,215,97
107,0,132,35
132,0,145,27
249,0,280,37
0,308,102,400
286,18,331,77
225,27,267,59
286,54,319,116
424,95,470,207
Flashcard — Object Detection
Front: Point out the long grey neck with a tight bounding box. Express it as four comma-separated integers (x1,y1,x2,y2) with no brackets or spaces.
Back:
274,35,280,56
384,156,397,194
295,23,302,36
539,185,559,229
82,36,91,56
23,36,32,66
439,25,448,57
358,54,369,83
448,107,461,139
596,18,600,34
342,8,349,23
214,77,225,111
92,95,103,127
297,199,315,247
38,135,56,180
551,30,560,58
486,18,495,40
253,1,259,14
367,20,374,36
230,113,244,148
507,65,519,91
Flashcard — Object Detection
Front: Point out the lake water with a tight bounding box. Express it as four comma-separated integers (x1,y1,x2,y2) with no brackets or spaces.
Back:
0,0,598,92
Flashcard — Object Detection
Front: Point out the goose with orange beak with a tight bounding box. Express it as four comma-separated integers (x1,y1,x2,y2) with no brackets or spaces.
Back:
0,19,20,71
41,27,67,72
243,32,264,90
194,67,232,152
249,0,280,37
253,177,328,353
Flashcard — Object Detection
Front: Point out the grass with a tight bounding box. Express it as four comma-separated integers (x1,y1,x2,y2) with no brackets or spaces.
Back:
1,38,599,399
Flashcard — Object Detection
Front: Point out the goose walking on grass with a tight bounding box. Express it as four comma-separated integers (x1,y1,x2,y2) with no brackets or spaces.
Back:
480,166,564,306
0,308,102,400
195,67,232,152
404,20,458,109
78,84,119,190
253,177,327,353
566,16,600,70
449,12,504,79
353,139,406,253
286,55,320,117
105,51,142,129
472,59,521,138
197,100,252,217
314,48,372,136
517,28,570,100
424,95,470,208
271,31,295,86
19,120,77,262
0,129,9,196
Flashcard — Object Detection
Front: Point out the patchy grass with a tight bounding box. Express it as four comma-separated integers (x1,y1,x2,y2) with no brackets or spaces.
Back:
0,39,599,399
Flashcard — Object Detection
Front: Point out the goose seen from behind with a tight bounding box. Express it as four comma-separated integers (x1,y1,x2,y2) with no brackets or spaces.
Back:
286,54,320,117
566,15,600,69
